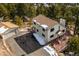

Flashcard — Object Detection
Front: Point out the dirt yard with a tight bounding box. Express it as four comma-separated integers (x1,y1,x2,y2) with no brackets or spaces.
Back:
0,42,10,56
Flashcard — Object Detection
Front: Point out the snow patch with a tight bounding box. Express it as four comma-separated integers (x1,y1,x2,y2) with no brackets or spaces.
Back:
33,19,37,22
41,24,48,29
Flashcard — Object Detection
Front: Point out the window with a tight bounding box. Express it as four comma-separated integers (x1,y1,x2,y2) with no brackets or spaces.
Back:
42,33,45,37
37,29,39,32
62,30,65,32
50,28,54,32
42,28,45,31
33,22,36,25
50,34,54,38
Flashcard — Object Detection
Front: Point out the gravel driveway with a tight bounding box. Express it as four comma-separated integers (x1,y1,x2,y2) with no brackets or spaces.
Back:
0,42,10,56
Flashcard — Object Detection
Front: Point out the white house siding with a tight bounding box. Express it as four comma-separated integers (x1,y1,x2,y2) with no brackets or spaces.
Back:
47,24,60,42
47,24,66,42
32,21,66,43
32,22,48,42
59,24,66,36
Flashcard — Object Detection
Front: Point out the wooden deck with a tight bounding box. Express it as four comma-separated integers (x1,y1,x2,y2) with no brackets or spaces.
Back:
14,33,43,54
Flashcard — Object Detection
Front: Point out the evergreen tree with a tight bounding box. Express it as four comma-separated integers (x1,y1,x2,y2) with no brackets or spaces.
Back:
67,36,79,55
15,16,24,27
36,4,48,16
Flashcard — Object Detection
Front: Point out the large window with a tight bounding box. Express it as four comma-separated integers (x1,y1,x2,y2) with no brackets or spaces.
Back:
42,33,45,37
50,28,54,32
42,28,45,31
33,22,36,25
50,34,54,38
37,29,39,32
62,30,65,32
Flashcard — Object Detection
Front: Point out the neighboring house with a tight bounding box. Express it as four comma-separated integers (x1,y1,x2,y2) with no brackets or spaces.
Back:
0,22,19,40
32,15,66,45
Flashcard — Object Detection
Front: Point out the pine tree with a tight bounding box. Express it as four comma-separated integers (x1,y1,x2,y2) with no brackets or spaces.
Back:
15,16,24,27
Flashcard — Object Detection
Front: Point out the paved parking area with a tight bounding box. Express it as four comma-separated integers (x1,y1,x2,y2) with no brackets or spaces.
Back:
14,33,43,54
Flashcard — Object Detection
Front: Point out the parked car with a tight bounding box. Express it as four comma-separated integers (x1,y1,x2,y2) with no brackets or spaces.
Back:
43,45,58,56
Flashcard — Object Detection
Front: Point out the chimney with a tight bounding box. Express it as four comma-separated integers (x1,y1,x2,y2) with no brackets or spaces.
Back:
60,18,66,27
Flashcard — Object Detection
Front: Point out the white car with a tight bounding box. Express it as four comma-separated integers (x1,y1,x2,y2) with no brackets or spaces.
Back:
43,45,58,56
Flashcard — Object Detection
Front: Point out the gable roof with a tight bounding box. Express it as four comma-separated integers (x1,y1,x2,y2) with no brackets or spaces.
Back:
1,22,19,28
0,22,19,34
33,15,58,28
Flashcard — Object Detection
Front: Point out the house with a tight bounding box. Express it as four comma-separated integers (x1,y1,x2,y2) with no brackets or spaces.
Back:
0,15,66,56
32,15,66,45
0,22,19,40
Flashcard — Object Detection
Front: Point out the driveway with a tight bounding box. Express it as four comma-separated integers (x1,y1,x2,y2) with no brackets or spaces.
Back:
0,42,10,56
